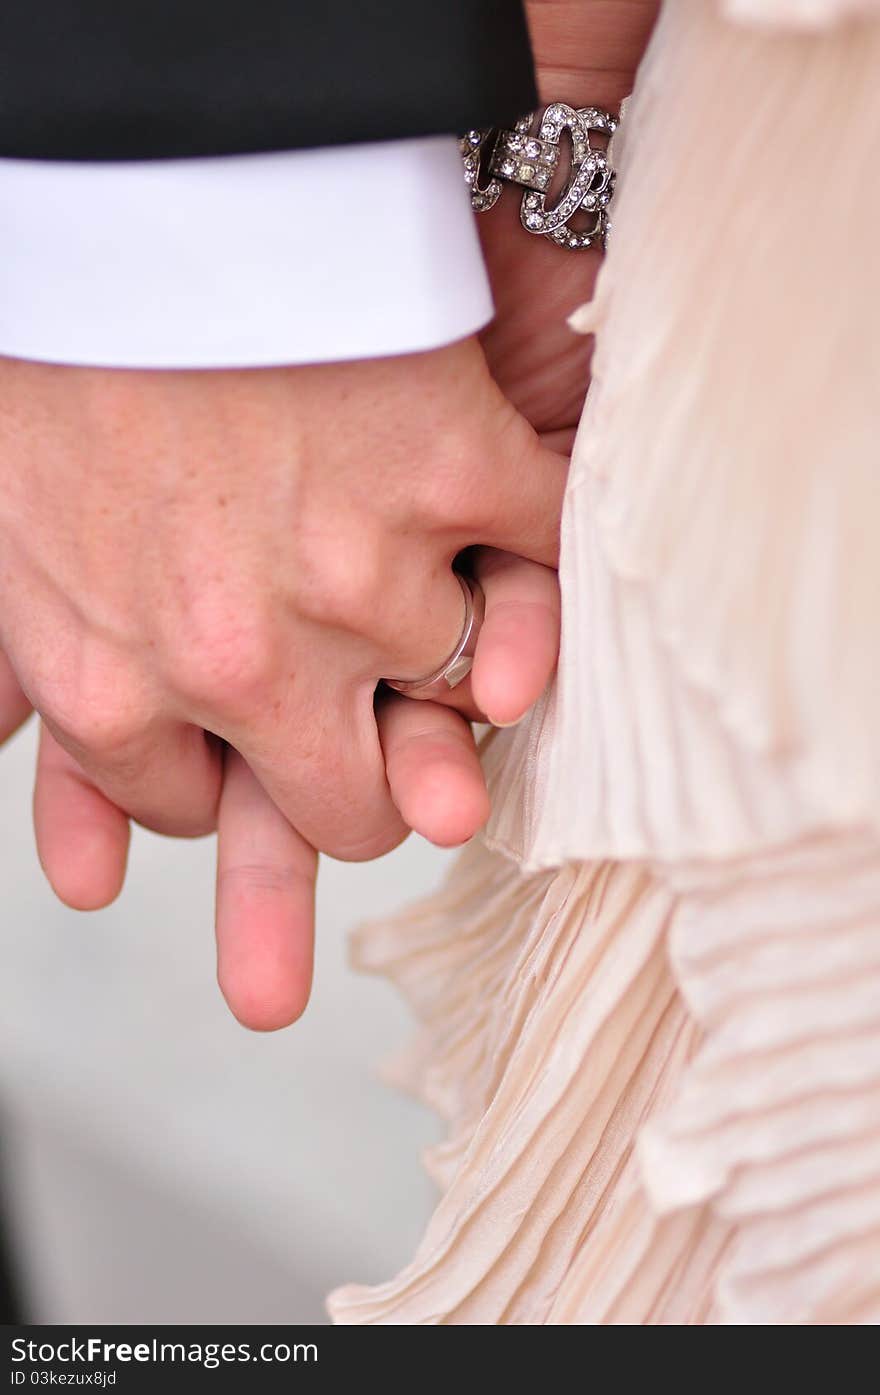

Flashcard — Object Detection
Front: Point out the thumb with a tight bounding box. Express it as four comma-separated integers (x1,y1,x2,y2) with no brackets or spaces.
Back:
472,389,569,570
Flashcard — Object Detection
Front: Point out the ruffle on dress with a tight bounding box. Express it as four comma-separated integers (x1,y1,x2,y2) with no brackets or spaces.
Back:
330,0,880,1323
498,0,880,871
329,829,880,1323
329,847,715,1324
724,0,880,28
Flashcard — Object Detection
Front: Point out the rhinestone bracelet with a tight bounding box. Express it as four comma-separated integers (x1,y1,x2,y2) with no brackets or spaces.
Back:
460,101,618,251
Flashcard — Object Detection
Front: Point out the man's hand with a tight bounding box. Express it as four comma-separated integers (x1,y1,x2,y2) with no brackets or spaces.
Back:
0,2,658,1036
19,538,560,1032
0,338,564,854
0,650,31,745
0,337,565,1026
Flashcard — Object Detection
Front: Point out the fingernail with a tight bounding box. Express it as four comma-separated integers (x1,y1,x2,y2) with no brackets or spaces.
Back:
488,714,522,730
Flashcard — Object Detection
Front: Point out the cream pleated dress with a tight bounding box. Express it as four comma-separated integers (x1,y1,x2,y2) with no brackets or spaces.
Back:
330,0,880,1324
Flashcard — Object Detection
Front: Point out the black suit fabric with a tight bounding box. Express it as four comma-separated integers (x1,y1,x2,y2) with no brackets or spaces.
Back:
0,2,536,159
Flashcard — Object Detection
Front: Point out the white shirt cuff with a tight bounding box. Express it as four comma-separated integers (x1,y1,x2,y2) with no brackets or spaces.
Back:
0,136,493,369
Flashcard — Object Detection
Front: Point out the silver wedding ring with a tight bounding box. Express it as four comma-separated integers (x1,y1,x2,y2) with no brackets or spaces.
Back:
384,572,485,702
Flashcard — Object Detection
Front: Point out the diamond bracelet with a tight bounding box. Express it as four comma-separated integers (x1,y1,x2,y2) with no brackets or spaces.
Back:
460,101,618,251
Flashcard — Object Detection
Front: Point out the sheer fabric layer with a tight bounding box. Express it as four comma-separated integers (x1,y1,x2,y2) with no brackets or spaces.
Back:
488,0,880,872
330,0,880,1324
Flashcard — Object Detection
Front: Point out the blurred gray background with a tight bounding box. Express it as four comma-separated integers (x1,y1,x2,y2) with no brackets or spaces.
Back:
0,718,450,1322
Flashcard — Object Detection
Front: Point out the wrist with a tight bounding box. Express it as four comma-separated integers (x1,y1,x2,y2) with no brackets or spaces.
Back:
525,0,660,111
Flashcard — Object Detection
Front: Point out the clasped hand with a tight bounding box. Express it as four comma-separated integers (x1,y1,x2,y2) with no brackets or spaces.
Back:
0,336,565,1028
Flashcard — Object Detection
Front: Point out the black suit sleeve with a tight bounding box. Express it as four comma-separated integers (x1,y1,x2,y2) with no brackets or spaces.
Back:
0,1,536,160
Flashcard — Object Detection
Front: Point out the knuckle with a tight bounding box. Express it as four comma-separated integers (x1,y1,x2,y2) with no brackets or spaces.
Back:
294,527,386,638
328,821,409,863
39,670,145,762
218,861,305,903
170,606,277,713
73,706,142,761
406,430,483,532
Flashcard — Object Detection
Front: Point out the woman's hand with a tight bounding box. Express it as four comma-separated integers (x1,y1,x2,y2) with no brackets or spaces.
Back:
479,0,660,440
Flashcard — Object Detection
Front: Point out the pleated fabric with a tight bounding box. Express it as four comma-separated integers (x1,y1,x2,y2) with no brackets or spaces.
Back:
329,0,880,1324
640,836,880,1324
330,848,713,1324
